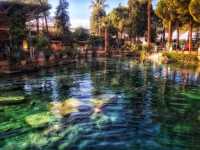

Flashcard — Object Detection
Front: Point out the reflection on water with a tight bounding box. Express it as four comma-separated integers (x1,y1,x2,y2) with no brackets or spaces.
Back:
0,58,200,150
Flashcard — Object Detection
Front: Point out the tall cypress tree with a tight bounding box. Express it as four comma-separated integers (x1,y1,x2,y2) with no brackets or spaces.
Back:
55,0,70,42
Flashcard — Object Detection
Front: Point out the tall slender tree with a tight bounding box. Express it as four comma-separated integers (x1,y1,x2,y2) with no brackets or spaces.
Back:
55,0,70,42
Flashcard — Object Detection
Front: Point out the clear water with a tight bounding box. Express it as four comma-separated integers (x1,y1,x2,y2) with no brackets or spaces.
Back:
0,58,200,150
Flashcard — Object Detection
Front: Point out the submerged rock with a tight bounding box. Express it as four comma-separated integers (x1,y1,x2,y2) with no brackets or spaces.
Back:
181,90,200,101
173,124,192,134
91,99,108,108
0,121,22,132
49,98,82,117
0,96,26,105
25,112,56,128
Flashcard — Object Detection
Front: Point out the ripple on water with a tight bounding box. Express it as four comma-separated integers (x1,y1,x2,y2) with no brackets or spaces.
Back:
0,59,200,150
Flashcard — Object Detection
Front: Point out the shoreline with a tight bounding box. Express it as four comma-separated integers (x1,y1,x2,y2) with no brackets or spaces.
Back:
0,51,200,75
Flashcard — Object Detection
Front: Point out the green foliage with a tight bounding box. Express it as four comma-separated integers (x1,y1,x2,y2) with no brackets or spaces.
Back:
155,0,177,24
107,5,129,36
33,35,49,51
124,43,148,59
127,0,148,38
32,35,52,59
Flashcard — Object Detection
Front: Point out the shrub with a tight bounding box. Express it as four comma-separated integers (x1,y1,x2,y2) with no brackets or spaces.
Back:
60,45,78,59
33,35,49,51
32,35,52,59
163,52,199,64
89,36,104,48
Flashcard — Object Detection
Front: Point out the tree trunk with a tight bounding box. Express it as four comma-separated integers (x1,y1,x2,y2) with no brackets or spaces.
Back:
177,23,180,50
44,12,49,34
38,0,49,35
195,27,200,42
104,27,109,55
168,21,172,50
42,18,45,31
162,27,165,48
147,0,151,50
36,17,39,35
189,18,193,51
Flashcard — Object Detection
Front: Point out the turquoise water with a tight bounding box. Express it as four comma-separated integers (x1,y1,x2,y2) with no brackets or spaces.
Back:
0,58,200,150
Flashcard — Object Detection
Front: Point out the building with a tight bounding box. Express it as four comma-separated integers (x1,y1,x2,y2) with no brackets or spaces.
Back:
0,0,50,59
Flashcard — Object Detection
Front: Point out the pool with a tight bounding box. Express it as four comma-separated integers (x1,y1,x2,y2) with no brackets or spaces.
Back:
0,58,200,150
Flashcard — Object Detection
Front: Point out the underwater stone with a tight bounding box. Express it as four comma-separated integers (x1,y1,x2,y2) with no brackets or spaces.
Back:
25,112,56,128
0,96,26,105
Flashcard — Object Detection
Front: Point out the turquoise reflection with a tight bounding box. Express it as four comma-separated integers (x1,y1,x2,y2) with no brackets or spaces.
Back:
0,59,199,150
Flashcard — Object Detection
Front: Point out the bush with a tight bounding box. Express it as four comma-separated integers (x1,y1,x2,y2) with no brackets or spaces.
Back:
163,52,199,64
89,35,104,48
120,43,147,60
60,45,78,59
33,35,49,51
32,35,52,59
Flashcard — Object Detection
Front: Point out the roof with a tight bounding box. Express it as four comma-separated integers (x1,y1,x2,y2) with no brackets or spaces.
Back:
0,0,48,6
0,0,50,27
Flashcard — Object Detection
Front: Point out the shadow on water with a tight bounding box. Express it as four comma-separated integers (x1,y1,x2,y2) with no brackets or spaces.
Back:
0,58,200,150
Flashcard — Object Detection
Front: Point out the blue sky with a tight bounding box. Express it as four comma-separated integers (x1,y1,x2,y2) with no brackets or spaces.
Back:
49,0,128,28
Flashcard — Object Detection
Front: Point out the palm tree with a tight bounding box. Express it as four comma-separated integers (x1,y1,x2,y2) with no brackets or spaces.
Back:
110,5,129,39
90,0,108,35
101,17,109,54
38,0,49,35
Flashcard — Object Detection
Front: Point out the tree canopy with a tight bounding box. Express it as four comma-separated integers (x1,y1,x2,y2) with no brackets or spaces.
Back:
189,0,200,23
127,0,148,40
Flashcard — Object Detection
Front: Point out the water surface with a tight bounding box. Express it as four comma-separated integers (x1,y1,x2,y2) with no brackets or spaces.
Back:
0,58,200,150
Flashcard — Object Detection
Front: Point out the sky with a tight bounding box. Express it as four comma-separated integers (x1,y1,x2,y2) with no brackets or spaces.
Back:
49,0,128,29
